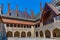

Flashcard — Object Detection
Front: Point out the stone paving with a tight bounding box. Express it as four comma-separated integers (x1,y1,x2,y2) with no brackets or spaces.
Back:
8,37,60,40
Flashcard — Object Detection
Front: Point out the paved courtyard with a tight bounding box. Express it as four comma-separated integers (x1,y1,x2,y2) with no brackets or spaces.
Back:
8,37,60,40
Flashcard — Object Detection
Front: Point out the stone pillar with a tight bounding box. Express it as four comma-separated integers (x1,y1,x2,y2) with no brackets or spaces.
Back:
40,22,43,27
43,31,45,38
13,32,14,37
13,24,14,37
31,26,35,37
54,18,56,23
51,31,53,38
38,32,40,37
20,32,21,37
4,24,7,32
26,32,27,37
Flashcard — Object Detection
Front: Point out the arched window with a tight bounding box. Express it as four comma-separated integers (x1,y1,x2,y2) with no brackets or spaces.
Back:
36,31,38,37
21,31,26,37
40,31,43,37
14,31,20,37
27,32,31,37
6,31,13,37
45,30,51,38
53,28,60,37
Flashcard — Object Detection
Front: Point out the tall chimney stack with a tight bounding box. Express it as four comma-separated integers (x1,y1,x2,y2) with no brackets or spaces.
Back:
40,2,43,14
16,5,18,17
24,8,28,18
1,4,3,14
31,10,34,19
1,4,3,11
8,3,11,15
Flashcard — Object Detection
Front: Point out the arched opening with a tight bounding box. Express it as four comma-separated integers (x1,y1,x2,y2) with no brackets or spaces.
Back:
14,31,20,37
53,28,60,37
21,31,26,37
40,31,43,37
36,31,38,37
45,30,51,38
27,32,31,37
6,31,13,37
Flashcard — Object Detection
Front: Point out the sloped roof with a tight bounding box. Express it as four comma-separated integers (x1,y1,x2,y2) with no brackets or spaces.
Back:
40,3,60,22
47,3,60,15
1,14,40,22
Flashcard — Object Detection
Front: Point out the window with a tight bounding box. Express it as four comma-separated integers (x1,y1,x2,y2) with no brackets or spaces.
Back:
29,25,31,28
27,25,29,28
21,24,23,28
36,31,38,37
10,24,13,27
6,23,9,27
35,25,37,28
18,24,20,27
14,24,16,27
24,25,26,28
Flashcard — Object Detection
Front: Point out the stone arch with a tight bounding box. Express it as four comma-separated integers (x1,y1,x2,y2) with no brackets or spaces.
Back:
53,28,60,37
45,30,51,38
40,31,43,37
6,31,13,37
27,31,31,37
14,31,20,37
36,31,38,37
21,31,26,37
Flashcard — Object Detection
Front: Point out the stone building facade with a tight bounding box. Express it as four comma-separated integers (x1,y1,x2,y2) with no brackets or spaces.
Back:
0,0,60,39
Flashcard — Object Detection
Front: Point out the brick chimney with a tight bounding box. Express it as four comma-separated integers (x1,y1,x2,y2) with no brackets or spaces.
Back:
1,4,3,11
40,2,43,14
31,10,34,19
16,5,18,17
24,8,28,18
8,3,11,15
1,4,3,14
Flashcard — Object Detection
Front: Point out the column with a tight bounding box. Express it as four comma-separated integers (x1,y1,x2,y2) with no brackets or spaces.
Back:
38,32,40,37
40,22,43,27
26,32,27,37
13,24,14,37
51,31,53,38
20,32,21,37
31,26,35,37
43,31,45,38
4,23,7,29
23,25,24,28
54,18,56,23
13,32,14,37
9,24,10,28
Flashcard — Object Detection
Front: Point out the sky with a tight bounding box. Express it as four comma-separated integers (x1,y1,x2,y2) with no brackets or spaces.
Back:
0,0,51,15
